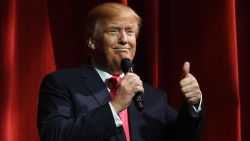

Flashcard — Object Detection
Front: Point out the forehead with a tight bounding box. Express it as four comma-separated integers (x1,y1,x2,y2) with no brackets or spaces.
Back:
101,15,139,28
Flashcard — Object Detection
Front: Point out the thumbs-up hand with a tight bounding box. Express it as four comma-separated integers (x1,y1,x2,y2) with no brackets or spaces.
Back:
180,62,201,105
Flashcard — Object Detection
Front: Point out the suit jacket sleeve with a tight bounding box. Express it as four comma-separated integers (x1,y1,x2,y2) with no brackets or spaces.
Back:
37,73,118,141
138,84,204,141
163,92,204,141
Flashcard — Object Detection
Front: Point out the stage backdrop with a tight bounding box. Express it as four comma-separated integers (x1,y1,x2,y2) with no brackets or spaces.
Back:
1,0,249,141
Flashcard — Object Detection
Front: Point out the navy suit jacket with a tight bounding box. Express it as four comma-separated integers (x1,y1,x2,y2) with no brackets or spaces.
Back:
37,64,203,141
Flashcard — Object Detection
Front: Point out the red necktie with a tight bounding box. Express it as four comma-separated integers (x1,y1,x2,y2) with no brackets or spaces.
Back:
109,75,130,141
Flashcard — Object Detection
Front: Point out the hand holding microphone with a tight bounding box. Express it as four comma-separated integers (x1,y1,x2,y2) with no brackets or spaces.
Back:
121,58,143,111
110,58,144,113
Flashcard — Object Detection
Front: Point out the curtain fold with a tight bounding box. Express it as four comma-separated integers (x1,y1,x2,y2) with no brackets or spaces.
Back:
1,0,249,141
0,0,56,140
236,0,250,141
1,0,18,140
228,0,241,140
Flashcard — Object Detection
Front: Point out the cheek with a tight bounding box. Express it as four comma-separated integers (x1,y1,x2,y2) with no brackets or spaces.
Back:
129,39,137,59
131,48,136,58
102,42,117,59
130,36,137,46
101,36,117,53
103,34,117,46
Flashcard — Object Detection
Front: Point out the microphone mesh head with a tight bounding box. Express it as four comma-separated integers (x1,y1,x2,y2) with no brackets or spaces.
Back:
121,58,134,73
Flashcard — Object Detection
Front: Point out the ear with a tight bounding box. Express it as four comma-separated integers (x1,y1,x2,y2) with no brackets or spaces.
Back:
87,38,95,50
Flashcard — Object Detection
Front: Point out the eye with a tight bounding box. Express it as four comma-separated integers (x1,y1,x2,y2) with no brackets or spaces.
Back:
106,28,119,35
126,29,135,36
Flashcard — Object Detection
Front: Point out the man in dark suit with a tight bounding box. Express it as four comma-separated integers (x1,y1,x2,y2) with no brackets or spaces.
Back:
37,2,204,141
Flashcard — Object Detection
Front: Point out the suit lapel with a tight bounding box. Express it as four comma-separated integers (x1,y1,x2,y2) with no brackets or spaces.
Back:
80,65,111,106
80,65,128,141
80,65,139,141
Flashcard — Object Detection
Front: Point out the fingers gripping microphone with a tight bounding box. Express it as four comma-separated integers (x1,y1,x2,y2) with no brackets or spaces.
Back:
121,58,143,111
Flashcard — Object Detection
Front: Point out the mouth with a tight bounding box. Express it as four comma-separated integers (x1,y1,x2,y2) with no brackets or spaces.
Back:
113,48,130,51
113,48,131,58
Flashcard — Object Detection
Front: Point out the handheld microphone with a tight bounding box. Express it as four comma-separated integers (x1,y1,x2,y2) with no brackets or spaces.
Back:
121,58,143,111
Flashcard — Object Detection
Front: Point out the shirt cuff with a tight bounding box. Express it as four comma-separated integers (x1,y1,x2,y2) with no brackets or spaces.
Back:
188,94,202,117
109,102,123,127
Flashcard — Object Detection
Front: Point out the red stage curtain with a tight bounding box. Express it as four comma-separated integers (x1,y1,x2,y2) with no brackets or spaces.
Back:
1,0,249,141
0,0,55,140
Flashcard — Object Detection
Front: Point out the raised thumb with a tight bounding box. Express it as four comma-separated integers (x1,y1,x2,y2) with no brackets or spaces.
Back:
182,61,190,78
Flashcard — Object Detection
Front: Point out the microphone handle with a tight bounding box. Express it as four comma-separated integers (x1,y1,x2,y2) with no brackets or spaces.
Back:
127,68,143,111
133,92,143,111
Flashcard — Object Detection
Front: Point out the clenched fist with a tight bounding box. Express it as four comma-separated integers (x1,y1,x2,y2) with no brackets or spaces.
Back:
111,73,144,113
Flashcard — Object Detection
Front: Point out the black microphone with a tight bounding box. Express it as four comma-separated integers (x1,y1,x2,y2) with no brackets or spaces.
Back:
121,58,143,111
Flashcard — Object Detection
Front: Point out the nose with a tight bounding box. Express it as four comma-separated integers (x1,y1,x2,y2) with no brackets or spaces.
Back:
118,30,128,45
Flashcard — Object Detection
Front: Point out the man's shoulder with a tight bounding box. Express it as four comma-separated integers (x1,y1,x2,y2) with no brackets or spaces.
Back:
43,65,94,82
48,66,81,77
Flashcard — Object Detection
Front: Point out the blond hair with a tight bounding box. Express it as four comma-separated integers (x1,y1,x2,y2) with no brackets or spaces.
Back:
85,2,141,39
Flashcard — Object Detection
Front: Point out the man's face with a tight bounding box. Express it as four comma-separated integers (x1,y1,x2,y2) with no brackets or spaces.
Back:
91,14,138,74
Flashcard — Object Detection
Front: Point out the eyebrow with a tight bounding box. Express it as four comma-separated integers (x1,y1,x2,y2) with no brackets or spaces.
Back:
106,23,137,28
106,25,137,31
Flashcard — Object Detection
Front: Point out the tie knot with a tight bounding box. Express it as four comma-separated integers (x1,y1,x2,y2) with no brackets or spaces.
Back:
109,75,121,88
107,75,121,97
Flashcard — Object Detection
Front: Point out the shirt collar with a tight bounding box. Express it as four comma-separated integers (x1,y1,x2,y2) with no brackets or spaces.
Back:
95,67,124,83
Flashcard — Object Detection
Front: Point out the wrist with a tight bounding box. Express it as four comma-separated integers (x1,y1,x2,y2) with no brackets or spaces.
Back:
110,100,123,113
